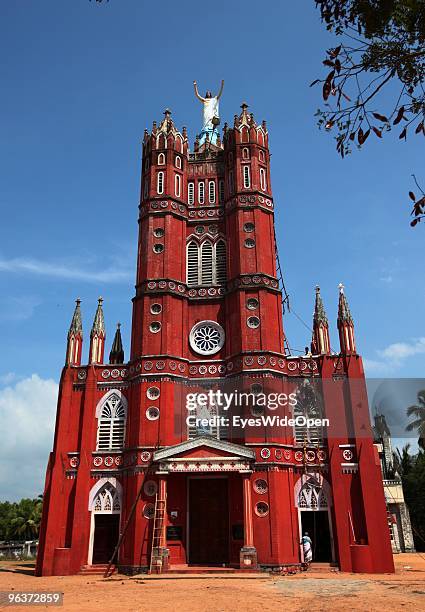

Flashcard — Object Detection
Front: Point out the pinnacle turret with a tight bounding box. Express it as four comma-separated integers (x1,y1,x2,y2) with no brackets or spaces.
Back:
337,283,353,324
66,299,83,366
89,297,105,364
314,286,328,326
68,298,82,338
109,323,124,365
337,283,356,354
91,297,105,337
311,286,330,355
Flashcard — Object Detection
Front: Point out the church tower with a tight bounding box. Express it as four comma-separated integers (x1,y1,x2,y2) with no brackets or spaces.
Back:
36,85,394,576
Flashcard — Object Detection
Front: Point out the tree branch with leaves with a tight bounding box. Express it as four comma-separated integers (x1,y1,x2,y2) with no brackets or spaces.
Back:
312,0,425,225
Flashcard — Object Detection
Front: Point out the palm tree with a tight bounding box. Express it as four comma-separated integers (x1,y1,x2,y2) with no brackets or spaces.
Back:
393,444,413,478
7,497,43,540
406,390,425,450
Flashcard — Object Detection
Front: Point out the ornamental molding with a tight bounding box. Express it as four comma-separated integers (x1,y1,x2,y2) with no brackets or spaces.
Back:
153,436,255,462
136,273,281,301
157,458,252,473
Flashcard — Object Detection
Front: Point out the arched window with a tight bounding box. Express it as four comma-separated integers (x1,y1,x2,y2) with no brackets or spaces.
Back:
92,482,121,514
187,241,199,286
175,173,181,197
208,180,216,204
228,170,234,194
258,131,265,147
96,392,127,450
259,150,265,162
201,241,213,284
295,474,331,510
293,380,324,445
260,167,267,191
215,240,227,284
186,239,227,286
242,147,250,159
175,135,183,153
243,166,251,188
157,134,166,149
157,171,164,195
175,155,182,169
158,152,165,165
143,179,149,199
188,182,195,205
198,181,205,204
219,179,225,203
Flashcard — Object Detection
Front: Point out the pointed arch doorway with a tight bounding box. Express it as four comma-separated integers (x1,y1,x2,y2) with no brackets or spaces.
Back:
295,473,335,563
88,479,122,565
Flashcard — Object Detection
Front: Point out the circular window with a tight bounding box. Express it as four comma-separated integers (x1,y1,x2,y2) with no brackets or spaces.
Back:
244,222,255,233
146,386,160,400
246,298,259,310
150,303,162,315
143,503,155,519
144,480,158,497
254,479,268,494
189,320,225,356
146,406,160,420
149,321,161,333
255,502,269,516
247,316,260,329
209,224,218,235
195,225,205,234
244,238,255,248
153,243,164,253
153,228,165,238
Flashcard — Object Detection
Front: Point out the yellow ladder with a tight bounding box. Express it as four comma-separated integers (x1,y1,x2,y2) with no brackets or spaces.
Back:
149,493,167,574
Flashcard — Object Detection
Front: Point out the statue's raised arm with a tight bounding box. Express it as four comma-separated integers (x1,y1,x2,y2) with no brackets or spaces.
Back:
193,80,206,103
217,79,224,100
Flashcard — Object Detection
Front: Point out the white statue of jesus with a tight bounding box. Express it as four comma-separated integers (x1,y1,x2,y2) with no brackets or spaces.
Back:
193,80,224,133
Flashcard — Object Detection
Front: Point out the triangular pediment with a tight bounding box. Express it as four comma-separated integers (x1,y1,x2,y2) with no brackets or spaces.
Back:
153,437,255,462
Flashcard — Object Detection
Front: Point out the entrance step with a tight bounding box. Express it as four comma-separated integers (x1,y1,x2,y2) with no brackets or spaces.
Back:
307,563,339,573
167,565,261,575
79,564,116,575
141,571,268,580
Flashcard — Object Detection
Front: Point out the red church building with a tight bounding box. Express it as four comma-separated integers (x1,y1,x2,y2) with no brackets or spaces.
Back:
36,90,394,576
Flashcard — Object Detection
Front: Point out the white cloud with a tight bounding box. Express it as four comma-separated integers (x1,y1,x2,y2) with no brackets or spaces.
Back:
378,338,425,361
0,375,58,501
364,337,425,375
0,256,132,283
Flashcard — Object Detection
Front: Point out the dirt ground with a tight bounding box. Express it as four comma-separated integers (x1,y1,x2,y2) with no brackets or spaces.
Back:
0,554,424,612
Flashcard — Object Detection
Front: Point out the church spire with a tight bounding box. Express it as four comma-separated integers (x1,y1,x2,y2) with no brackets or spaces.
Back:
337,283,356,354
66,299,83,366
89,297,105,364
311,286,330,355
109,323,124,365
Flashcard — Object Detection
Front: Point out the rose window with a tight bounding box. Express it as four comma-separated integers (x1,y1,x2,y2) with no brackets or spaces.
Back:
189,321,225,356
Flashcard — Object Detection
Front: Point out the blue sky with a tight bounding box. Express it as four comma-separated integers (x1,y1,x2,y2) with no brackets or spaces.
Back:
0,1,423,499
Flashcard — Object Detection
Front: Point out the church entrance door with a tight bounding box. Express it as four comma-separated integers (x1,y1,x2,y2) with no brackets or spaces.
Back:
188,478,229,565
92,514,120,564
300,510,332,562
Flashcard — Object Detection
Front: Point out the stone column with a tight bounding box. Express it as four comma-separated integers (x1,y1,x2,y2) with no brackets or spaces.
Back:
240,473,257,568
